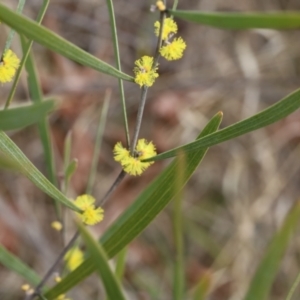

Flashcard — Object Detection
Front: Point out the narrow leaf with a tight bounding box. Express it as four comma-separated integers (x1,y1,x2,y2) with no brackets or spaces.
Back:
65,158,78,183
0,4,133,81
106,0,130,146
44,112,223,299
5,0,50,109
86,95,110,194
22,35,58,188
192,275,211,300
244,202,300,300
0,245,40,285
78,223,126,300
144,88,300,162
170,10,300,29
172,151,185,300
115,247,127,280
0,132,81,212
0,153,21,171
0,101,55,131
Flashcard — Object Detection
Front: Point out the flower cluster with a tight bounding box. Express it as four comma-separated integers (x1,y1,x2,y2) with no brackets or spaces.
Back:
74,194,104,226
133,15,186,87
64,247,84,271
133,56,159,88
0,49,20,83
154,17,178,40
156,17,186,61
113,139,157,176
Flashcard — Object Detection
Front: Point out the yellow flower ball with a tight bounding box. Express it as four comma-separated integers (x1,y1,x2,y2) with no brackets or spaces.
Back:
0,49,20,83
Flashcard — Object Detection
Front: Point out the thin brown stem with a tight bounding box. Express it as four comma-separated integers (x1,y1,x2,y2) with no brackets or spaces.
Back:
26,7,167,300
98,170,126,206
130,87,148,154
25,170,126,300
153,11,166,67
26,231,79,300
130,10,166,154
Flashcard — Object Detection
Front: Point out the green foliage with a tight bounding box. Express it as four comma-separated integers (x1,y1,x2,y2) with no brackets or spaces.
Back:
170,10,300,29
144,89,300,162
22,37,58,188
1,2,300,299
0,101,55,131
78,223,126,300
0,4,133,81
0,132,81,212
0,245,40,285
244,202,300,300
44,112,222,299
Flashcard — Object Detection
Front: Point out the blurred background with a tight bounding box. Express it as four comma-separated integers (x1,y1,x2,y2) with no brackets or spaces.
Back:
1,0,300,299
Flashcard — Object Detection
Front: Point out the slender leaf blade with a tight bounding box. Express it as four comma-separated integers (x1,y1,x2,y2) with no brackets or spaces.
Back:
143,88,300,162
0,132,81,212
22,35,58,188
0,4,133,81
106,0,130,146
244,202,300,300
44,112,223,299
115,247,127,280
0,101,55,131
78,223,126,300
0,245,40,285
170,10,300,29
0,153,21,171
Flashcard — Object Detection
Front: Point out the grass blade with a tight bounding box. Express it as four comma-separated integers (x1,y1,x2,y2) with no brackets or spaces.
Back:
115,247,127,280
0,153,21,171
0,101,54,131
0,3,133,81
3,0,26,52
86,92,110,194
244,202,300,300
286,270,300,300
170,10,300,29
0,132,81,212
78,223,126,300
0,245,40,285
106,0,130,147
4,0,50,109
172,151,185,300
143,88,300,162
22,36,58,187
44,111,223,299
192,275,211,300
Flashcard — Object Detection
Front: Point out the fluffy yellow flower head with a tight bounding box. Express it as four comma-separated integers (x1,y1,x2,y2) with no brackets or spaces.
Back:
113,139,157,176
136,138,157,161
160,37,187,61
0,49,20,83
74,194,104,226
133,56,159,88
154,18,178,40
64,247,84,271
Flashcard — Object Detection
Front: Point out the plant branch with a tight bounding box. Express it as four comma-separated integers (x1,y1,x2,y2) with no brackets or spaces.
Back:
130,10,166,154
